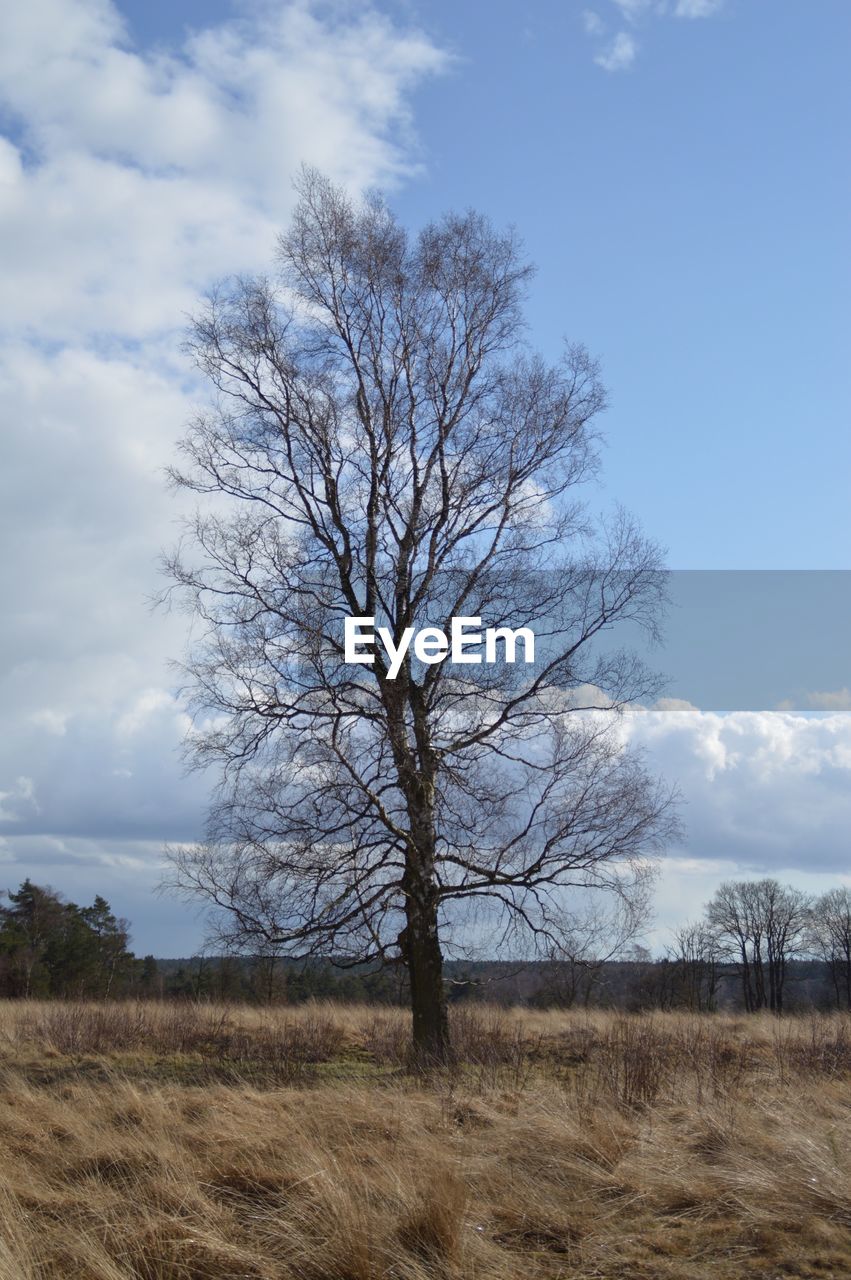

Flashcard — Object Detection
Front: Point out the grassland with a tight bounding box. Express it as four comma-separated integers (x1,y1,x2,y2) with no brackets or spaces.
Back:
0,1001,850,1278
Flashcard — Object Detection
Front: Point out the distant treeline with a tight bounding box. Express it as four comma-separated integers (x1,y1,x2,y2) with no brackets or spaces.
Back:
151,953,850,1014
0,880,408,1003
3,877,851,1012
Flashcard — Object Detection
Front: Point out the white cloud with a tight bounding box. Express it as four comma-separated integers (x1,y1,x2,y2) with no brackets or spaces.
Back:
625,704,851,874
0,0,448,922
117,689,187,739
0,3,447,344
595,31,638,71
584,0,724,69
611,0,724,15
0,776,39,822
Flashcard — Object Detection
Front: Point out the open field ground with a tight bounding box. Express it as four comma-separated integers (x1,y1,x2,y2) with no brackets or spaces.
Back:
0,1002,850,1278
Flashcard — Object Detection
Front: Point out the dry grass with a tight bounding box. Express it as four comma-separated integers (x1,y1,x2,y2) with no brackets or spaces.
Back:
0,1002,850,1277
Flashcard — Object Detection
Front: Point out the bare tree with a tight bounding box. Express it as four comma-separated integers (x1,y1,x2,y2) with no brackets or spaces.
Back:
761,879,811,1013
162,169,676,1065
807,888,851,1010
667,921,723,1012
707,879,810,1014
536,870,655,1008
706,880,758,1012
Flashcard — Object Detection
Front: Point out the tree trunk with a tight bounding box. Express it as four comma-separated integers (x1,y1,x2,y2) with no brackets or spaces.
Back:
740,949,754,1012
385,685,451,1068
405,892,450,1069
753,950,766,1010
829,959,840,1011
400,807,450,1067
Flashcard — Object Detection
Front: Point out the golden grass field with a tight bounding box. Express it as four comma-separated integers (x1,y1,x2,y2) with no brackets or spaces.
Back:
0,1001,850,1279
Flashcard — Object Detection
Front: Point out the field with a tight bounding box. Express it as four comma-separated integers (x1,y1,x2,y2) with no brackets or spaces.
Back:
0,1003,850,1279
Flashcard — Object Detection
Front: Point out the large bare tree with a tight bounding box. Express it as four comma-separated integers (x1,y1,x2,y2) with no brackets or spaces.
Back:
163,169,675,1064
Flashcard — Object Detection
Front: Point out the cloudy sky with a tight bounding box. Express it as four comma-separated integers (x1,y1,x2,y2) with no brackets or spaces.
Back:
0,0,849,954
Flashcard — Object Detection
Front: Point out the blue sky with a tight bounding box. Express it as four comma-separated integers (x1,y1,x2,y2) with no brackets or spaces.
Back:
117,0,851,569
0,0,848,954
393,1,851,570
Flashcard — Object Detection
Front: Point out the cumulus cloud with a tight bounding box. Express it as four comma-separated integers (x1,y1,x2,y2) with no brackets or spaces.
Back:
0,0,448,946
625,703,851,875
0,2,447,344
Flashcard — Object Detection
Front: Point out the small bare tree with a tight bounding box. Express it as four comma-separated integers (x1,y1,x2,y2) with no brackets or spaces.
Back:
536,871,655,1008
807,888,851,1010
162,169,676,1065
667,921,723,1012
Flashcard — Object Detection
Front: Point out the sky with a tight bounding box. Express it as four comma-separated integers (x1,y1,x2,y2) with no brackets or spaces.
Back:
0,0,848,955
